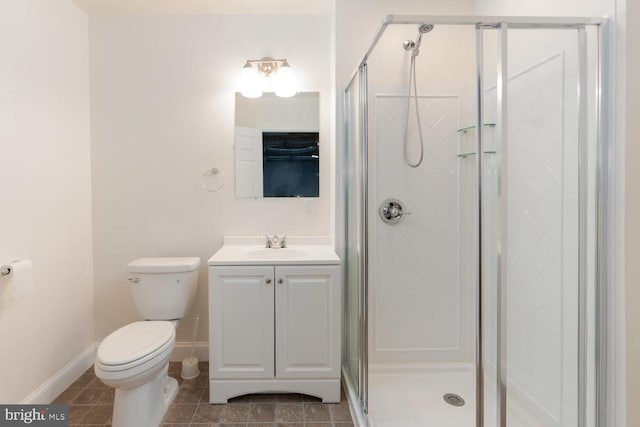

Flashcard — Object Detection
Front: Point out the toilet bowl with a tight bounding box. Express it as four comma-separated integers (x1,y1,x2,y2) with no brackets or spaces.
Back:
95,321,177,427
94,257,199,427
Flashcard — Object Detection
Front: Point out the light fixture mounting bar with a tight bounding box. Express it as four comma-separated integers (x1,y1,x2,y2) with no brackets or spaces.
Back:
244,57,290,76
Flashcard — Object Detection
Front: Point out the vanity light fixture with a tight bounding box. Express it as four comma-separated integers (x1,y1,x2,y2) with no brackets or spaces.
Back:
240,57,297,98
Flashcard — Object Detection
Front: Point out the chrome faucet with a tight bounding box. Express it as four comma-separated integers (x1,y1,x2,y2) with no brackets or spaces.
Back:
264,234,287,249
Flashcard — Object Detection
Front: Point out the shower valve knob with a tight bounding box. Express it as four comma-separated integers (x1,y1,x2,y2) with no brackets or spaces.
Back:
379,199,410,225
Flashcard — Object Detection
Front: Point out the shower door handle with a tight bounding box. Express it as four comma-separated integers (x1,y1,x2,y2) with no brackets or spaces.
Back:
379,199,411,225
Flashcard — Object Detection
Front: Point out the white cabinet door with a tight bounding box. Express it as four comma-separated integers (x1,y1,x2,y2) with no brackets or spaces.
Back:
210,266,274,379
275,265,341,379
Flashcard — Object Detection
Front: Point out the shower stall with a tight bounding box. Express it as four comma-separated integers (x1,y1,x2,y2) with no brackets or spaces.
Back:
342,16,607,427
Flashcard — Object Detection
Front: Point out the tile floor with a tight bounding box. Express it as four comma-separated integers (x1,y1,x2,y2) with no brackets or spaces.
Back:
53,362,354,427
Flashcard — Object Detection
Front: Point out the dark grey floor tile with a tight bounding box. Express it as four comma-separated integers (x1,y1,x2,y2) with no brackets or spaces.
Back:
168,361,182,373
68,406,92,425
219,403,250,423
329,402,351,422
248,403,276,422
341,386,348,402
85,377,107,388
182,372,209,388
69,374,94,388
274,403,304,422
81,405,112,424
175,386,205,403
201,388,211,404
305,423,333,427
163,403,197,424
334,423,355,427
191,403,224,423
95,388,115,404
304,403,331,422
72,387,105,405
53,388,83,404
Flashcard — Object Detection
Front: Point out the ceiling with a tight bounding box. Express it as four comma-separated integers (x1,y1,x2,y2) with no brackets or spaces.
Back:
71,0,331,15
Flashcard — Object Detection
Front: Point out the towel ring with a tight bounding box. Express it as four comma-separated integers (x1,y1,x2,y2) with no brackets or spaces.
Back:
201,167,225,192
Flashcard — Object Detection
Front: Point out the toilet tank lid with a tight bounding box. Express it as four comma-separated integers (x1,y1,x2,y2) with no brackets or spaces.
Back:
127,257,200,273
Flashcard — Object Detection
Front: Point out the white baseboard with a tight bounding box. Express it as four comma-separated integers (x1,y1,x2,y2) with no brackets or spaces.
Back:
20,341,207,404
21,344,97,404
171,341,208,362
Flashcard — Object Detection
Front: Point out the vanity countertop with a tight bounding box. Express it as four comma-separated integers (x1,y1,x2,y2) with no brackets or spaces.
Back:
208,236,340,266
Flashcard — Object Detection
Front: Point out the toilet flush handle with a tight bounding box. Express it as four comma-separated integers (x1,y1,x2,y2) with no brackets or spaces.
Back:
128,277,140,284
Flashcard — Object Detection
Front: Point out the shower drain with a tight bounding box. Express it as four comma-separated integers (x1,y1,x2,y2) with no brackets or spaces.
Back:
443,393,466,407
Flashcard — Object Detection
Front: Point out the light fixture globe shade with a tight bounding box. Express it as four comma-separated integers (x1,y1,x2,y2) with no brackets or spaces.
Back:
274,63,297,98
240,64,262,98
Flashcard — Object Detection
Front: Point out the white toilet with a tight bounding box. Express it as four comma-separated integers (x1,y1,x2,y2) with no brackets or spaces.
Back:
95,257,200,427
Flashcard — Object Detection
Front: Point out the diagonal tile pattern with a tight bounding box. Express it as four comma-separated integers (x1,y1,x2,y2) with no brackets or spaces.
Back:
483,53,568,423
373,95,461,360
52,362,354,427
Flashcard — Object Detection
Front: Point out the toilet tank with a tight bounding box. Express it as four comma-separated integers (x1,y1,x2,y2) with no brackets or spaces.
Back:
127,257,200,320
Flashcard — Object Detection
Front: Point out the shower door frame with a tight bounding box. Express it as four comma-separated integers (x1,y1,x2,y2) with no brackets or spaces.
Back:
343,15,609,427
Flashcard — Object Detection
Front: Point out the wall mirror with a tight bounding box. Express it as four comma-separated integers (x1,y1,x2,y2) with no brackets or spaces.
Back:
234,92,320,198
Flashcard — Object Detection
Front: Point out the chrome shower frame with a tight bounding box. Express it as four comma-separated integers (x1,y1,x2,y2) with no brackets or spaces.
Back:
342,14,610,427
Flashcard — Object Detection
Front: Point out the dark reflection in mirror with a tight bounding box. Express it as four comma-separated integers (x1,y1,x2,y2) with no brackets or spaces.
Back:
262,132,319,197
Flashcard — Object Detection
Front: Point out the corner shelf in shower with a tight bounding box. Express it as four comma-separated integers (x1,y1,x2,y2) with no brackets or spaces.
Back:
457,150,497,158
456,123,496,133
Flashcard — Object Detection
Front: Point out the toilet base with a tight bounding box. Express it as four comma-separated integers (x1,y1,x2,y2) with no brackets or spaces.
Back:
111,364,178,427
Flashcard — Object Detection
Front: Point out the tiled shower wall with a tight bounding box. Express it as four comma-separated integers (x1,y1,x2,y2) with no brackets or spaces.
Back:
483,46,580,425
370,95,472,363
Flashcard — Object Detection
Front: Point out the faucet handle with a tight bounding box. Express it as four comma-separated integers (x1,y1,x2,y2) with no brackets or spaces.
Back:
264,234,271,248
281,235,287,248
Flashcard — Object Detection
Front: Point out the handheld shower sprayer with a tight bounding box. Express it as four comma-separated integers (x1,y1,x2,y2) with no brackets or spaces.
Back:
402,23,434,168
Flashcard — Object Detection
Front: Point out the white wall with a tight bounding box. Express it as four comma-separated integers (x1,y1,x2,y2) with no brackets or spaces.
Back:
335,0,475,88
0,0,94,403
89,15,332,344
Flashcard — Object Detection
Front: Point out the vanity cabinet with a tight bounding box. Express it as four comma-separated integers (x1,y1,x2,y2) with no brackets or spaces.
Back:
208,263,341,403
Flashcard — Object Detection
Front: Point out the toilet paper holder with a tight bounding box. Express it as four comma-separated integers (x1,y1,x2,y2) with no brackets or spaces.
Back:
1,265,12,276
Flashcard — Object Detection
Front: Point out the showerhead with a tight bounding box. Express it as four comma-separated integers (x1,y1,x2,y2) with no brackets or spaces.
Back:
418,24,434,34
403,24,434,56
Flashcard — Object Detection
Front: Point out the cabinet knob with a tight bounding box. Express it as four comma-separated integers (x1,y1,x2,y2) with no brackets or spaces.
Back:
266,278,272,284
278,278,283,284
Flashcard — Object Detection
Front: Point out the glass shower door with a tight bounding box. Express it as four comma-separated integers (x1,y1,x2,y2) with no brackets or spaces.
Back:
479,24,597,427
344,69,365,413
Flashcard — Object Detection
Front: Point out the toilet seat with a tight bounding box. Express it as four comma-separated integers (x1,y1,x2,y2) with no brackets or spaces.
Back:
96,321,175,373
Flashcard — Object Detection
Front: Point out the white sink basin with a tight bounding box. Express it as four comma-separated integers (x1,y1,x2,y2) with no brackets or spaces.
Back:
245,248,307,260
208,238,340,266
